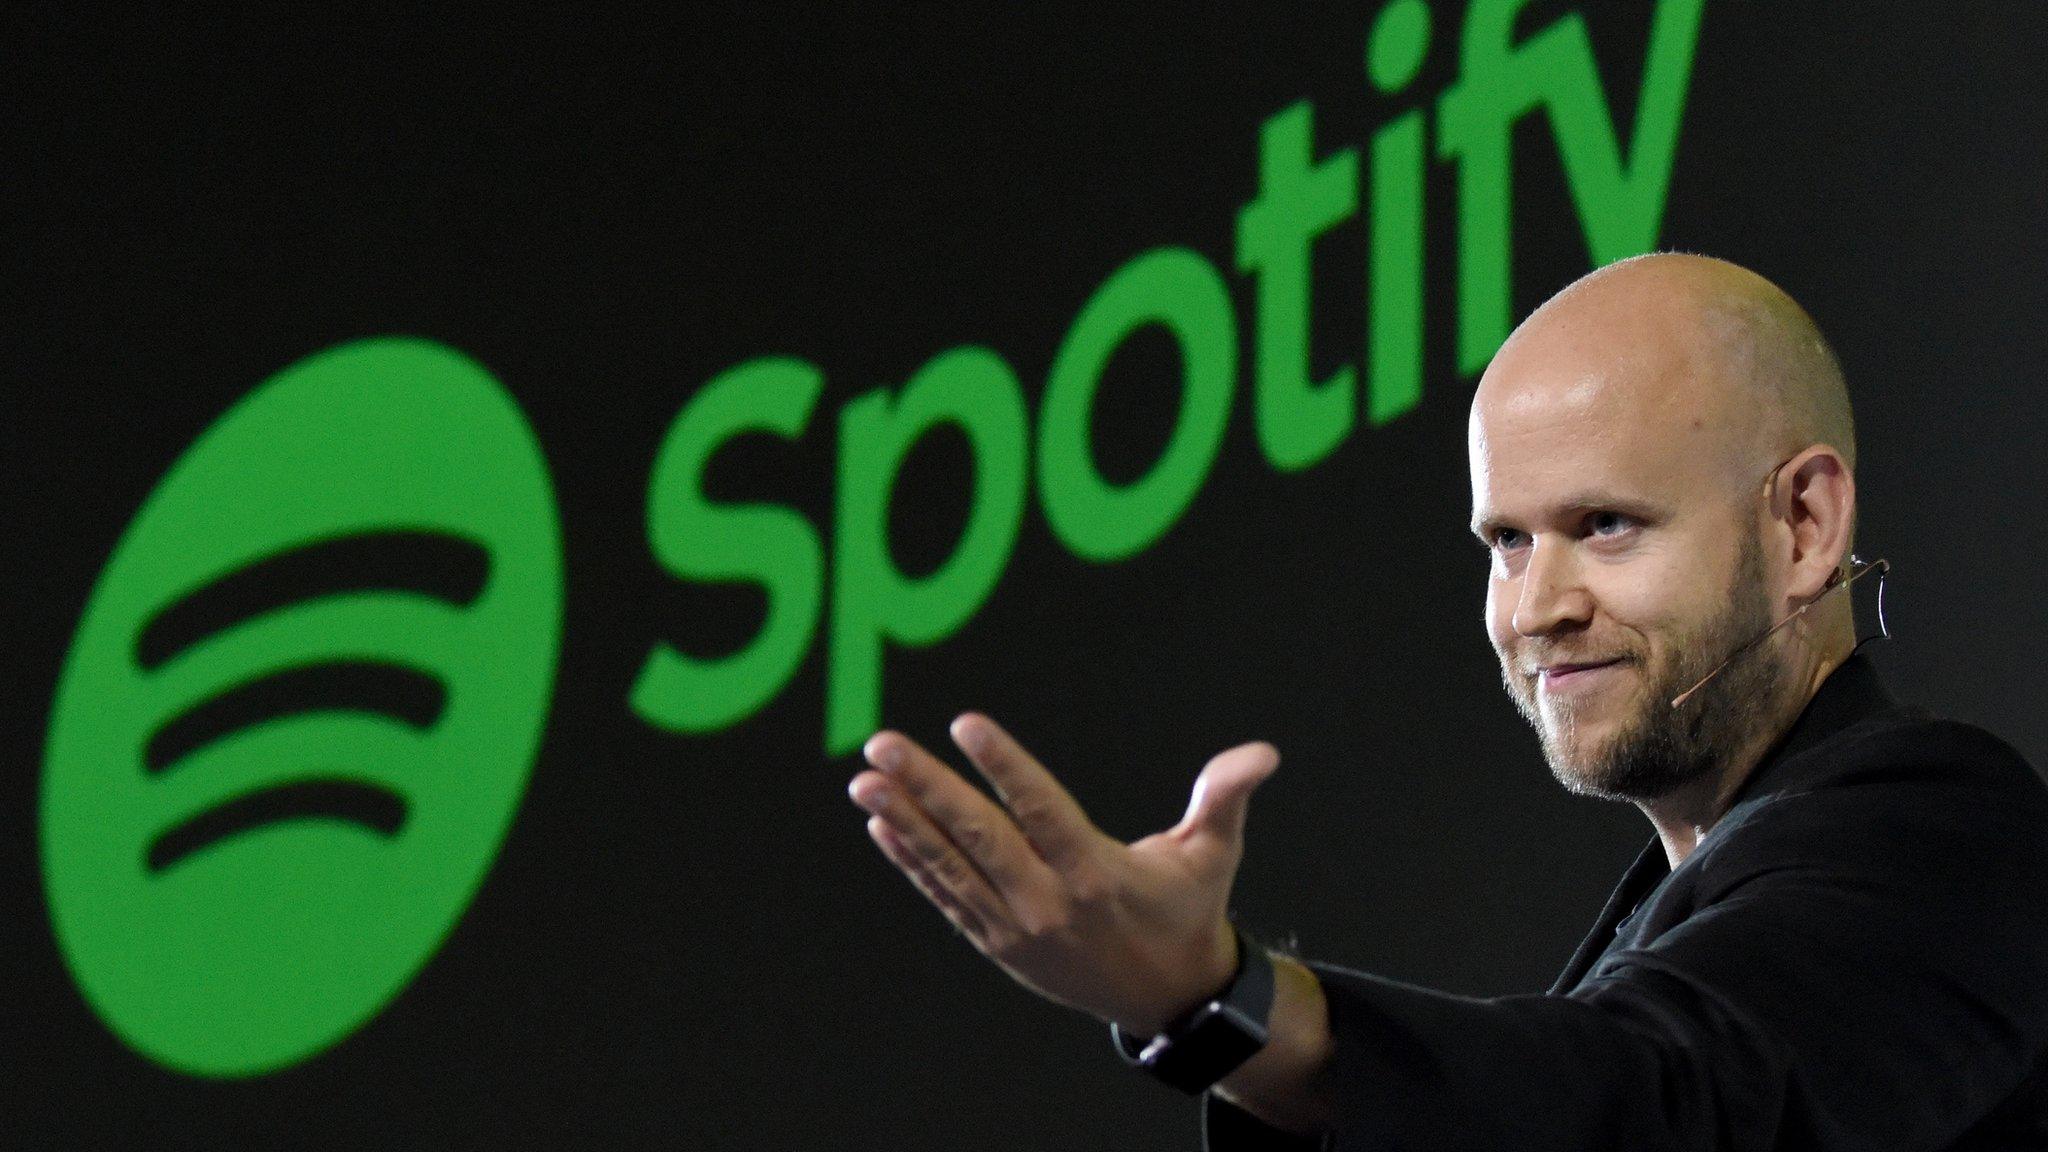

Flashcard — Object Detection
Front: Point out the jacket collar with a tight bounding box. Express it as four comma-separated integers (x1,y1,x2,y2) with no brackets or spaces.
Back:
1716,651,1899,812
1547,652,1899,993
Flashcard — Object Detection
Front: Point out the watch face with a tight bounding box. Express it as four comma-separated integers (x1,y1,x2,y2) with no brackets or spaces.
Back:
1209,1002,1273,1049
1147,1003,1269,1095
1182,1003,1270,1062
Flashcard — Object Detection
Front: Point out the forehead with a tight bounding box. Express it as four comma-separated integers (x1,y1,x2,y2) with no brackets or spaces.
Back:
1467,349,1747,526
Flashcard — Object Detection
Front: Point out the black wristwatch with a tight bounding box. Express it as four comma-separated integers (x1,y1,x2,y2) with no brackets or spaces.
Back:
1109,923,1276,1095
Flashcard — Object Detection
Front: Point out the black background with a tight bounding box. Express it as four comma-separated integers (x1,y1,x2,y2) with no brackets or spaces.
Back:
5,3,2046,1148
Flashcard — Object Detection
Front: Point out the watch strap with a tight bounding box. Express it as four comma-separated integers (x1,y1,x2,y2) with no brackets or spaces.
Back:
1110,924,1275,1095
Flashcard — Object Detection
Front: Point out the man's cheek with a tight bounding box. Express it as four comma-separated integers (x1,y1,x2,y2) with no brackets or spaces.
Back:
1483,581,1518,652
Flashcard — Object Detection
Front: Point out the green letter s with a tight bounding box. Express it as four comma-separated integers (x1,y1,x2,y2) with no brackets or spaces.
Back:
633,357,825,733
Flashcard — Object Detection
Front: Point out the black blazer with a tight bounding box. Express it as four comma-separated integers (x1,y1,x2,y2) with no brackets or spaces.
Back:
1201,655,2048,1150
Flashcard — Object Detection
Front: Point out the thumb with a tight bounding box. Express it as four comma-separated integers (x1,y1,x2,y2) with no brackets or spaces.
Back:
1177,741,1280,850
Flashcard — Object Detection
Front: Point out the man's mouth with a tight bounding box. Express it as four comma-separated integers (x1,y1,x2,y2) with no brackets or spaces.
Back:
1534,658,1627,689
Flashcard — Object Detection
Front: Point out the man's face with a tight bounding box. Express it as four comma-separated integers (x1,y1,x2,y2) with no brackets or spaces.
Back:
1469,365,1785,802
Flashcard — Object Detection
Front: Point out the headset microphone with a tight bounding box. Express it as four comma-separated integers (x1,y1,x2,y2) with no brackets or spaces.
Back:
1669,555,1890,710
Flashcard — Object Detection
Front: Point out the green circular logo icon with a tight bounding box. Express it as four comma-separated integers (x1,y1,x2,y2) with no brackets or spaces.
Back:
42,338,563,1077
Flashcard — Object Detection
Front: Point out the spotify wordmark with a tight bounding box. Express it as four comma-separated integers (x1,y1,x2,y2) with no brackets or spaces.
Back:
39,0,1703,1082
42,339,564,1078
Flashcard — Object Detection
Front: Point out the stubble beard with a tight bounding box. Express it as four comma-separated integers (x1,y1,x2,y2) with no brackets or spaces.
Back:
1502,531,1786,803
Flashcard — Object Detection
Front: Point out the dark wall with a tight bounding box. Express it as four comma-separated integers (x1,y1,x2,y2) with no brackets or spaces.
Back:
6,3,2044,1148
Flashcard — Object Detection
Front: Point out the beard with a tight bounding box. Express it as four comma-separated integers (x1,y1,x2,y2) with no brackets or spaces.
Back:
1500,529,1787,803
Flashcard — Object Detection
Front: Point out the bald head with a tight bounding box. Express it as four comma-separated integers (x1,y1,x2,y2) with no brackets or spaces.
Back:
1481,253,1853,482
1469,254,1864,813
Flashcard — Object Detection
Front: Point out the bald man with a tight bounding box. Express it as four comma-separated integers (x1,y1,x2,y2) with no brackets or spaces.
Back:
846,254,2048,1150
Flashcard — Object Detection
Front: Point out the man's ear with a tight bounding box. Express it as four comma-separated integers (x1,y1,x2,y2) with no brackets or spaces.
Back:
1773,444,1855,601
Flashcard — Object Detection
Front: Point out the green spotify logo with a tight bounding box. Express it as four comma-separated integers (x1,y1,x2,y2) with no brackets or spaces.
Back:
41,338,563,1078
36,0,1706,1082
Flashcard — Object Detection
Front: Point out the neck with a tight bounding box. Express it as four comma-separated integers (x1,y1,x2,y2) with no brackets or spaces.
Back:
1637,636,1848,867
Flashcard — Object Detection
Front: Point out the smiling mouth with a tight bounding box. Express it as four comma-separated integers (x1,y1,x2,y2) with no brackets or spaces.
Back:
1536,659,1627,686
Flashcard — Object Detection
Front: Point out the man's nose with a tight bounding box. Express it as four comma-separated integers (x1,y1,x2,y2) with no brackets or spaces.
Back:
1512,537,1594,637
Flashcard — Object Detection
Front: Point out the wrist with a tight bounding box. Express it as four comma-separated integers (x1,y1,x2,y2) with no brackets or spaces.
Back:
1125,920,1241,1037
1109,923,1276,1096
1211,952,1337,1135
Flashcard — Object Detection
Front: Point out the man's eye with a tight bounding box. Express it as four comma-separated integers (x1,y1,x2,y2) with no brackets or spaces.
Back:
1587,511,1632,536
1490,528,1527,551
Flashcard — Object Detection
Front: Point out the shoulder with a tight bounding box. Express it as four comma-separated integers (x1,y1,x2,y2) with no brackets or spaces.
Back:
1649,713,2048,1027
1691,708,2048,894
1821,708,2044,792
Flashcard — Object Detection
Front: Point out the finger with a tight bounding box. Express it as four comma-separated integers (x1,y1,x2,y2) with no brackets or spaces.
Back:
947,713,1102,874
869,816,988,940
863,731,1064,903
849,768,1013,930
1177,741,1280,850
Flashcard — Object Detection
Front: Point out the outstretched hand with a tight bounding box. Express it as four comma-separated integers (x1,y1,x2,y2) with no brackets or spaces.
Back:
847,712,1280,1037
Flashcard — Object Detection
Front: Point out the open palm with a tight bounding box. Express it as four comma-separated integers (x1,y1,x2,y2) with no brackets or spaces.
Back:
848,712,1280,1037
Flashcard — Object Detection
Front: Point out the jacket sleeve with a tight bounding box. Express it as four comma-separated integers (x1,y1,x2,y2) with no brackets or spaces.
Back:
1202,768,2048,1151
